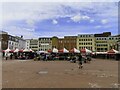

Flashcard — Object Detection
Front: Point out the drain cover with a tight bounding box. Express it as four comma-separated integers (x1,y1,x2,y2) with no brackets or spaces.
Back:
38,71,48,74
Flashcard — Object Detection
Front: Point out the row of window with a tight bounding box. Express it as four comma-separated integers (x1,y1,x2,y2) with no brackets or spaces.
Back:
79,43,92,45
96,41,107,43
9,42,18,46
79,39,93,41
96,38,107,40
97,48,107,50
39,38,52,40
9,36,19,42
30,46,38,48
109,37,119,40
79,47,92,50
96,44,108,47
39,42,51,43
39,49,51,51
30,44,38,45
2,41,7,44
78,35,93,37
64,40,76,43
59,41,63,43
96,37,119,40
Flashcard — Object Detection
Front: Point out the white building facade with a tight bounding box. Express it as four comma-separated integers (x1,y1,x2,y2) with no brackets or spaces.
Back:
8,35,19,50
26,39,30,49
39,37,52,51
16,36,26,49
8,35,26,50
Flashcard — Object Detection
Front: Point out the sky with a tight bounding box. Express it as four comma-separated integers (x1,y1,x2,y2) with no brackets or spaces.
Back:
1,0,119,39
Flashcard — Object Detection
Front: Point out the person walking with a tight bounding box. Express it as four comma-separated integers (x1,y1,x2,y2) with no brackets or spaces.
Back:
78,54,83,69
5,53,8,60
10,54,13,59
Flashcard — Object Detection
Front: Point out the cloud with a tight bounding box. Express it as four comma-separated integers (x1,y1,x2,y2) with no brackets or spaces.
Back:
70,14,91,23
2,2,117,25
82,16,90,20
26,19,35,27
2,2,118,38
101,19,108,24
70,14,81,23
52,19,58,24
90,19,94,23
4,26,38,39
94,25,102,29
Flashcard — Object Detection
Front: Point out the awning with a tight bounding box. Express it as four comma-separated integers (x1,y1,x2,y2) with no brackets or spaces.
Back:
59,48,69,53
96,52,107,54
80,48,92,53
14,48,19,52
23,48,30,52
47,49,52,53
29,49,34,52
107,49,118,54
4,48,11,53
70,48,80,53
52,48,58,53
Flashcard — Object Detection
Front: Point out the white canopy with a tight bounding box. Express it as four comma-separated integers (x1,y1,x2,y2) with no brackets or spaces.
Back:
36,51,48,54
107,49,119,54
86,48,92,53
14,48,19,52
23,48,30,52
29,49,34,52
59,48,69,53
81,48,92,53
70,48,80,53
52,48,58,53
64,48,69,53
5,48,11,53
96,52,107,54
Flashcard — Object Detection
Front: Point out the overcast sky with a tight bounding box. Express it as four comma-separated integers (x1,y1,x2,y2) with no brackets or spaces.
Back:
1,0,119,39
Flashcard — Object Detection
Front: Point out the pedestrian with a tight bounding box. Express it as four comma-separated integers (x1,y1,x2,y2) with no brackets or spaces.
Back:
5,53,8,60
10,54,13,59
78,54,83,69
73,56,76,63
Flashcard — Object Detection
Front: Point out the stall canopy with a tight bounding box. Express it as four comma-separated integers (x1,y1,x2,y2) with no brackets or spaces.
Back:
23,48,30,52
14,48,19,53
4,48,11,53
96,52,107,54
9,50,14,53
59,48,69,53
52,48,58,53
80,48,92,53
2,50,5,52
107,49,119,54
29,49,34,52
70,48,80,53
19,49,23,52
36,51,48,54
47,49,52,53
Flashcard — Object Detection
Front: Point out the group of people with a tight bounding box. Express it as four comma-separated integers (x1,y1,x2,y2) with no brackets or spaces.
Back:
3,53,13,60
34,53,58,61
3,51,91,69
3,52,35,60
69,54,92,69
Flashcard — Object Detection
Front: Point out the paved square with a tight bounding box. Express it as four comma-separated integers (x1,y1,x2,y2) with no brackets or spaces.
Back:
2,59,118,88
